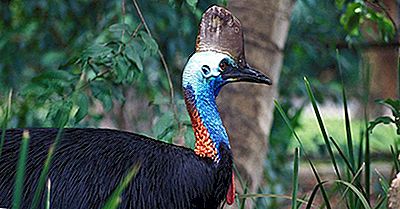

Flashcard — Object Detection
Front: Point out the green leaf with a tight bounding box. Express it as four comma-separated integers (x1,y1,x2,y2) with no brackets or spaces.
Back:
126,44,143,71
153,111,174,141
91,82,113,111
97,93,113,112
114,56,129,83
377,99,400,116
340,3,363,36
335,0,345,9
139,31,158,56
46,100,73,127
185,0,197,10
82,44,113,59
74,92,89,122
109,23,130,33
368,116,394,133
31,70,73,84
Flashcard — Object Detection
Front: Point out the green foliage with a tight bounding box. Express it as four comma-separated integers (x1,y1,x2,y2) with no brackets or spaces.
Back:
0,0,219,141
339,1,395,42
267,1,397,207
282,0,360,104
273,78,393,209
369,99,400,135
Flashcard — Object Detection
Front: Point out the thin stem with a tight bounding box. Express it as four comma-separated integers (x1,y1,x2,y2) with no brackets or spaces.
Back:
75,69,112,93
117,0,127,54
131,0,182,142
129,22,143,42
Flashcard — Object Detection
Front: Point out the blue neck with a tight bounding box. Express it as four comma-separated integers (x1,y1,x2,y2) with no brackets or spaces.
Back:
184,84,230,151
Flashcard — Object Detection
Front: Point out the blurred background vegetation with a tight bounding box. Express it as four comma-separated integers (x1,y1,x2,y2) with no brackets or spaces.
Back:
0,0,399,208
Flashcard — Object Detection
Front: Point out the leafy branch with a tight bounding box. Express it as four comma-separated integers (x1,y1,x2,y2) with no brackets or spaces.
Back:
131,0,184,143
368,99,400,135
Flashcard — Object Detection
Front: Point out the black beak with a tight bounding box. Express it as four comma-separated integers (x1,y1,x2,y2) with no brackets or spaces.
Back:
221,64,272,85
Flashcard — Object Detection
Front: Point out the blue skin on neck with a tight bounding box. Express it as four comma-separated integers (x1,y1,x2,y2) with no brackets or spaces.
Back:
182,52,234,152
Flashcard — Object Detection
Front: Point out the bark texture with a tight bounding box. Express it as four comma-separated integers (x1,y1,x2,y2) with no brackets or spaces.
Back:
218,1,294,208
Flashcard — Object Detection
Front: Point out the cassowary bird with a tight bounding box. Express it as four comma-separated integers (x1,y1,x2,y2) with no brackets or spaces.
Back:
0,5,271,209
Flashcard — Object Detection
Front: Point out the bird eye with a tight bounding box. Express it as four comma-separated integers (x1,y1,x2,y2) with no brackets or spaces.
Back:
219,61,228,71
201,65,210,75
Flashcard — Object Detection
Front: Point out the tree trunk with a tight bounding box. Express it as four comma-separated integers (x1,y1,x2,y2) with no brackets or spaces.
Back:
218,1,294,208
366,0,398,116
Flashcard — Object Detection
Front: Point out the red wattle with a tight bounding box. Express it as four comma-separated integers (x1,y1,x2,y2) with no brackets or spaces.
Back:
226,173,235,205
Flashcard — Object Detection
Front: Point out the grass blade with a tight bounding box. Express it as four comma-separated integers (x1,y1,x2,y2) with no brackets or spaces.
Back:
291,147,300,209
238,193,315,207
375,169,389,195
364,122,370,202
0,90,12,158
305,181,328,209
357,131,364,170
335,180,371,209
101,164,140,209
329,136,355,175
232,163,249,208
275,99,331,209
12,130,30,209
239,184,248,209
45,179,51,209
361,55,371,203
308,159,332,209
338,163,366,204
337,49,355,169
304,77,341,180
342,85,355,169
30,128,64,209
274,100,306,152
390,145,400,173
372,196,385,209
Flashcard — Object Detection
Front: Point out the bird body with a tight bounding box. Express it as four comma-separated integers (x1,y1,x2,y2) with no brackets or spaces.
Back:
0,5,271,209
0,128,232,209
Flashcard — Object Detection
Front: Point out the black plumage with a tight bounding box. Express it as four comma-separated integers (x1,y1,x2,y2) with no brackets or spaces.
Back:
0,128,233,209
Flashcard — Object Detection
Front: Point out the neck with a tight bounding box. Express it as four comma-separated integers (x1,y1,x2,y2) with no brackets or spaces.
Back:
183,85,230,161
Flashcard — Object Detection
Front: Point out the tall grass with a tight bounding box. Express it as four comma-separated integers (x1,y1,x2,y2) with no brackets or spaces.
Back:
266,50,397,208
101,164,140,209
0,90,12,158
30,127,65,209
12,130,30,209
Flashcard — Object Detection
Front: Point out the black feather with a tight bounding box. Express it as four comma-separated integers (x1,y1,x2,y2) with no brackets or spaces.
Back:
0,128,232,209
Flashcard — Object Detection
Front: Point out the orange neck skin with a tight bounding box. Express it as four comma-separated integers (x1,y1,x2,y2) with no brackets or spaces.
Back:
184,88,219,161
188,107,218,161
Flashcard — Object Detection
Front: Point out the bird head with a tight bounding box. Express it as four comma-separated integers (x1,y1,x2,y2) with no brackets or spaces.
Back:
182,5,271,96
182,51,271,96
